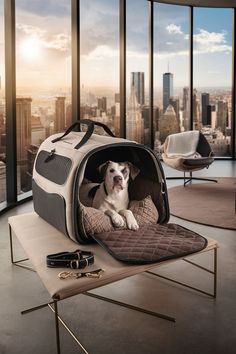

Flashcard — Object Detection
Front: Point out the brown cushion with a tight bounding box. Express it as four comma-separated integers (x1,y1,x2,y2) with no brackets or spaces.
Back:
80,195,159,236
93,223,208,264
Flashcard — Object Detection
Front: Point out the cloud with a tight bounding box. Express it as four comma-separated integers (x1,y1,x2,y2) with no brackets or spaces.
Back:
16,22,71,54
193,29,231,54
84,45,119,60
16,0,70,17
166,24,183,35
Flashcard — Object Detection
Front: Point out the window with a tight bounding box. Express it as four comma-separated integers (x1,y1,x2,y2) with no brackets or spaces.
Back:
126,0,149,145
0,0,6,205
80,0,120,136
15,0,71,196
193,7,232,157
154,2,190,152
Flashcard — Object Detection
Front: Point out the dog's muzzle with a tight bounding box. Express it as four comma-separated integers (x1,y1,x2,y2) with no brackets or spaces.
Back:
113,175,124,189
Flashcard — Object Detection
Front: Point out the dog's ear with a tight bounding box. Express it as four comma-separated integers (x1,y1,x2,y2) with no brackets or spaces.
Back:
126,162,140,180
97,161,110,179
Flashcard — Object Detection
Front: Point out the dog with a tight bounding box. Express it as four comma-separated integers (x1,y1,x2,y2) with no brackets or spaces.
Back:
90,161,140,230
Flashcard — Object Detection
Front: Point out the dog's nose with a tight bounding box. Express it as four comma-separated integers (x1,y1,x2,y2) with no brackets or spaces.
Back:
113,175,122,183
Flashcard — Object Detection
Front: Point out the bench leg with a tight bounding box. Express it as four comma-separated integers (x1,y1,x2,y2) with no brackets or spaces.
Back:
9,224,35,272
146,247,217,298
83,292,176,323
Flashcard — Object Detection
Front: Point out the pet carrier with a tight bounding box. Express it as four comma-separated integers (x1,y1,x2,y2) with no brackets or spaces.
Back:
32,119,170,245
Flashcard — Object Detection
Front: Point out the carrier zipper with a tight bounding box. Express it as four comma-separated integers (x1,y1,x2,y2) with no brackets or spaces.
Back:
44,148,56,162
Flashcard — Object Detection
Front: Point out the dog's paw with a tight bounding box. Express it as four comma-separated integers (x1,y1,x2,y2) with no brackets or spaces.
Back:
111,214,125,228
127,218,139,231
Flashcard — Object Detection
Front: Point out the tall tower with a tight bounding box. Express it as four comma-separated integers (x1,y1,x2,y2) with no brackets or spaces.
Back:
97,97,107,113
182,87,190,131
16,98,32,162
131,72,145,105
217,100,228,134
193,89,200,130
201,93,210,126
159,104,179,143
55,97,66,133
126,85,143,143
163,72,173,113
16,97,32,191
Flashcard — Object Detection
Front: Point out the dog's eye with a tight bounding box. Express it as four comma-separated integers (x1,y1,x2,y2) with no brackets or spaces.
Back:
121,168,127,175
110,169,115,173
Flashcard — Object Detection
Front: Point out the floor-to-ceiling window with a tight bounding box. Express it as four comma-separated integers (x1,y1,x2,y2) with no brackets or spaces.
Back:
15,0,71,196
0,0,5,205
80,0,120,136
126,0,149,145
193,7,232,157
154,2,190,153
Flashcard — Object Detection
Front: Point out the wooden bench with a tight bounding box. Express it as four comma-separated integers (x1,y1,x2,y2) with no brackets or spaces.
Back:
8,212,218,354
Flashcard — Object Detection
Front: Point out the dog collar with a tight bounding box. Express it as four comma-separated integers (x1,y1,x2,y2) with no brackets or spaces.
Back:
46,250,94,269
103,182,108,196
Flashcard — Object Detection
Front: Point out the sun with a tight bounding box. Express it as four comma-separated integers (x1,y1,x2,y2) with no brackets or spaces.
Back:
20,36,42,61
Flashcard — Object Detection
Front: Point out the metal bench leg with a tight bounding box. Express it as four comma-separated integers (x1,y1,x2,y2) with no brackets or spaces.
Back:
9,225,35,272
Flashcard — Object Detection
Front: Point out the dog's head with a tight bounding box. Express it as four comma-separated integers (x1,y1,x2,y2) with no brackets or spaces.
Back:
98,161,140,192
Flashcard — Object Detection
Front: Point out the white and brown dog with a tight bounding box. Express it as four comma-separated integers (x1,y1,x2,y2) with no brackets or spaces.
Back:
91,161,140,230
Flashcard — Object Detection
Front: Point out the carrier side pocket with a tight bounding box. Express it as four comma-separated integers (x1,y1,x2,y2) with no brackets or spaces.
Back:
32,180,68,236
35,150,72,185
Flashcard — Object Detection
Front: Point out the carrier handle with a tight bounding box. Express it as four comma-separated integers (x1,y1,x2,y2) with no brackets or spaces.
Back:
51,119,115,150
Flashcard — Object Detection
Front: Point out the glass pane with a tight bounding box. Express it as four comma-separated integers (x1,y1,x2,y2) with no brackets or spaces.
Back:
15,0,71,196
154,3,190,153
193,8,232,157
80,0,120,136
0,0,6,205
126,0,149,145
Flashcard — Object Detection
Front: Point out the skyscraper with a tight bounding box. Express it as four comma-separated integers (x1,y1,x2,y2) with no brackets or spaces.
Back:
16,98,32,162
201,93,210,126
16,97,32,191
126,85,143,143
163,72,173,113
217,100,228,134
55,97,66,133
159,104,179,143
97,97,107,113
131,72,145,105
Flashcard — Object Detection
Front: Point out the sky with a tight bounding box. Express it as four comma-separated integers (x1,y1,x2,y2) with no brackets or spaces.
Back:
0,0,233,91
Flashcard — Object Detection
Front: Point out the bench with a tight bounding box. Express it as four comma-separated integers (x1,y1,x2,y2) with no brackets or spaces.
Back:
8,212,218,354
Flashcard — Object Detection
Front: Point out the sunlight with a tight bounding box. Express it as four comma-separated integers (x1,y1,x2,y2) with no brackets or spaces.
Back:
19,36,42,61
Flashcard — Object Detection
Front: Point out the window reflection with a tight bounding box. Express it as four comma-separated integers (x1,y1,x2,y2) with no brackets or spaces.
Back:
0,0,6,204
15,0,71,195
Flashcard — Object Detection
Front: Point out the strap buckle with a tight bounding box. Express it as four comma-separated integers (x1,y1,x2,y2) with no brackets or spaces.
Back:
70,259,80,269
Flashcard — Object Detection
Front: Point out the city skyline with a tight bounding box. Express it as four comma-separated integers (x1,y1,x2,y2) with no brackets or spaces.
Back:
0,1,233,89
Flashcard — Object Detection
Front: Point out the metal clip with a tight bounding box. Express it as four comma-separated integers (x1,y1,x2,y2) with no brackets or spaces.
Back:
45,149,56,162
58,268,104,280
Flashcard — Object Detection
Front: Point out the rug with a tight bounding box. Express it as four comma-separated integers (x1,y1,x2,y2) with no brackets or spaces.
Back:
168,178,236,230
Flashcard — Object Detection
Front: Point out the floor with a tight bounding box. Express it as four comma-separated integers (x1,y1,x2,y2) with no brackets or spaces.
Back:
0,161,236,354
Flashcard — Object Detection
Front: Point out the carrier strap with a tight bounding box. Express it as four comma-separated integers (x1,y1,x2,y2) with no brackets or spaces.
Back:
51,119,115,150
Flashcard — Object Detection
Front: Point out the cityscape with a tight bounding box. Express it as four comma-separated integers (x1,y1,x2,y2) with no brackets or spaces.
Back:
0,70,232,203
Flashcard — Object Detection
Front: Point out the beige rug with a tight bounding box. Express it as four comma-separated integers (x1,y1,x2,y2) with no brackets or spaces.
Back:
168,178,236,230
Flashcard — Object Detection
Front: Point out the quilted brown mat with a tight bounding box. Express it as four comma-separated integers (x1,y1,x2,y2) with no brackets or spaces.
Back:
93,223,207,264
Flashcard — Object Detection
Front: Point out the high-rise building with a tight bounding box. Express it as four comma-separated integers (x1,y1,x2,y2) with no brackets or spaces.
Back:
201,93,210,126
182,86,190,131
217,100,228,134
159,104,179,143
16,97,32,191
126,85,143,143
115,93,120,103
169,97,180,126
206,105,212,126
193,89,200,130
16,98,32,162
163,72,173,113
55,97,66,132
131,72,145,105
97,97,107,113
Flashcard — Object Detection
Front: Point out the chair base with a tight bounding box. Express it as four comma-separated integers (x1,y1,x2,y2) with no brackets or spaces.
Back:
166,172,218,187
